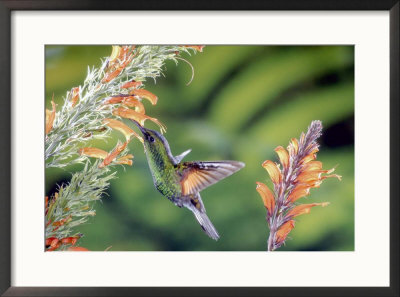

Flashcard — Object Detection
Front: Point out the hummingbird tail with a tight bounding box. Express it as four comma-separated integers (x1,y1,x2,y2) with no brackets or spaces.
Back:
191,206,220,241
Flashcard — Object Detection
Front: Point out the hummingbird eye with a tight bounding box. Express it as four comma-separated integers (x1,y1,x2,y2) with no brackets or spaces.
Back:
148,135,155,143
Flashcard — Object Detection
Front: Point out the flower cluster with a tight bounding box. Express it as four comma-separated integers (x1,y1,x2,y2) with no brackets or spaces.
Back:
101,46,137,83
45,45,202,168
78,118,136,169
45,234,83,251
256,120,341,251
45,45,204,251
45,161,117,251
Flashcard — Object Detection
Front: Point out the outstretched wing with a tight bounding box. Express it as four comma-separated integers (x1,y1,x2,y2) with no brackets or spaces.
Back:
180,161,245,195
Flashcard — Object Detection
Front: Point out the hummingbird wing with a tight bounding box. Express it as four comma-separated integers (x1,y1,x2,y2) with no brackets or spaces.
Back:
179,161,245,195
174,149,192,163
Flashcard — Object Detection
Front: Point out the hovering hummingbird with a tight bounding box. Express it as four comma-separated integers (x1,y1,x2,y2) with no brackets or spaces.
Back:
131,120,245,240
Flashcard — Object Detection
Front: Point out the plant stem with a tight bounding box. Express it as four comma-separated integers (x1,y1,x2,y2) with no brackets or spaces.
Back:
267,228,275,251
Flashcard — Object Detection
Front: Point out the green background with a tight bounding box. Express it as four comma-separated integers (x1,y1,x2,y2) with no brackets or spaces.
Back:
45,45,354,251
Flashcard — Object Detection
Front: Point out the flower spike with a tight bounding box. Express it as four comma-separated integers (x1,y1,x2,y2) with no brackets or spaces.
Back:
257,120,341,251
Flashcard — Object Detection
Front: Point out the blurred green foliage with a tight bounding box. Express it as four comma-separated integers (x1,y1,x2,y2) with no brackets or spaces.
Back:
45,45,354,251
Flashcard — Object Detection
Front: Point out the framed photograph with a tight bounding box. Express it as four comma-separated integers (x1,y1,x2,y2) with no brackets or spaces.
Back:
1,1,399,296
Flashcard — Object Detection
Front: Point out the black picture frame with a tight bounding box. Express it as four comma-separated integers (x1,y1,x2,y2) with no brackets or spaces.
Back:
1,1,398,296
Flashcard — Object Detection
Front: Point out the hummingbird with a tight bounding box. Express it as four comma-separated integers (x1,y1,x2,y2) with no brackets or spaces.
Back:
131,120,245,240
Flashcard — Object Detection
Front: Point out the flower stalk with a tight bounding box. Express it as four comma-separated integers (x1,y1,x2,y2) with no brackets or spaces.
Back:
256,120,341,251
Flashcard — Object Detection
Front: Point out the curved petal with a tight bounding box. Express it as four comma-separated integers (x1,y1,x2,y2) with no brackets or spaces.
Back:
287,138,299,156
276,220,295,244
103,118,141,142
112,107,166,133
256,182,275,215
275,146,289,169
78,147,108,159
262,160,282,185
99,141,129,168
122,97,146,114
116,154,134,166
286,202,329,218
109,45,121,63
70,87,80,107
129,89,158,105
121,80,142,89
183,45,205,52
287,185,310,203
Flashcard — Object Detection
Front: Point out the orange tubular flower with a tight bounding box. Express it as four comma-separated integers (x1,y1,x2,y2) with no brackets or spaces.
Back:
258,120,341,251
99,141,131,168
103,118,142,142
286,202,330,218
129,89,158,105
103,96,146,114
295,162,341,188
108,45,122,64
78,147,108,159
256,182,275,215
45,237,58,247
60,235,81,245
287,185,310,203
300,149,319,165
102,45,136,83
70,87,80,107
183,45,205,52
122,97,146,114
118,46,130,60
287,138,299,155
275,146,289,170
46,234,83,251
103,96,125,105
275,220,295,245
112,107,166,133
302,160,323,171
262,160,282,185
121,80,142,89
52,215,72,227
45,99,56,135
102,67,123,83
295,170,320,184
46,237,61,251
78,127,135,168
116,154,134,166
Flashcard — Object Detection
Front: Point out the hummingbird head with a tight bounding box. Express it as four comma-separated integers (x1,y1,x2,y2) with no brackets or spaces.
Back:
130,120,173,159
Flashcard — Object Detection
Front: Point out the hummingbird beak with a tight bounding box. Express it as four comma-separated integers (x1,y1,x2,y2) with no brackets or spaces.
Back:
130,119,147,136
